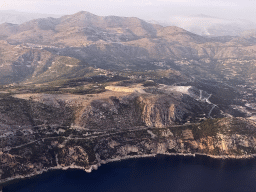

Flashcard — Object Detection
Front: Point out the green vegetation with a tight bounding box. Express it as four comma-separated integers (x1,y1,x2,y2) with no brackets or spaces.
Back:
192,119,220,140
142,80,157,87
133,130,149,139
210,147,220,155
65,139,96,163
229,118,255,136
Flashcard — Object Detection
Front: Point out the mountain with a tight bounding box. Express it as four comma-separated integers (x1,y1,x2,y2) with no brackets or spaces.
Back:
163,15,256,37
1,11,256,184
0,10,61,25
0,11,254,123
0,11,256,86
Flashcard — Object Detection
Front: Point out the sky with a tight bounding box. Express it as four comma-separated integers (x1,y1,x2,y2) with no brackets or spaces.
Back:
0,0,256,22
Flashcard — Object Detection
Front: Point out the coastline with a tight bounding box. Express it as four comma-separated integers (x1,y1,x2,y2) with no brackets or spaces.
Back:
1,152,256,187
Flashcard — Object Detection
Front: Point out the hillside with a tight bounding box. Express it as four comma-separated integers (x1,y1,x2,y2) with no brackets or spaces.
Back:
0,11,255,87
0,11,256,185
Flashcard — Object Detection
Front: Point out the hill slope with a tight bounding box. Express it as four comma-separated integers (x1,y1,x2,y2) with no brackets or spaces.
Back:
0,11,256,89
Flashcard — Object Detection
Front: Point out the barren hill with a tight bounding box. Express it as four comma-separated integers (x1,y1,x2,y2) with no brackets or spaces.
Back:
0,11,255,86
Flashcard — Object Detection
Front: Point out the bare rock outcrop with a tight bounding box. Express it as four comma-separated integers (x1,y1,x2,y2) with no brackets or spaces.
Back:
76,93,210,129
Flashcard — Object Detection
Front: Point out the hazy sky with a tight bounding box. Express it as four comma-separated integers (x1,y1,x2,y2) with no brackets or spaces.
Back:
0,0,256,22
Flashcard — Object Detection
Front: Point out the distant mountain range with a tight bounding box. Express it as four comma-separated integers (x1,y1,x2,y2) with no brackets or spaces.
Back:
155,14,256,37
0,10,61,24
0,11,256,85
1,10,256,37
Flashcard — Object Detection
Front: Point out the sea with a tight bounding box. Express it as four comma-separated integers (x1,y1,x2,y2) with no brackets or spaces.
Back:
3,155,256,192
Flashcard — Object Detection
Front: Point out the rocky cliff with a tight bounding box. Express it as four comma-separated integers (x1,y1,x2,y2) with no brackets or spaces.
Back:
0,90,255,184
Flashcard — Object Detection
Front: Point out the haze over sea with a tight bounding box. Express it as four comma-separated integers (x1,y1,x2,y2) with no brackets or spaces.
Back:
3,155,256,192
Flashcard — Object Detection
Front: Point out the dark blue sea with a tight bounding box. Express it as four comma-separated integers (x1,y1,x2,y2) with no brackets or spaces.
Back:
3,155,256,192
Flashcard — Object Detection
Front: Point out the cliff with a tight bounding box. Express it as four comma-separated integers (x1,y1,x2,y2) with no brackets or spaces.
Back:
0,90,255,184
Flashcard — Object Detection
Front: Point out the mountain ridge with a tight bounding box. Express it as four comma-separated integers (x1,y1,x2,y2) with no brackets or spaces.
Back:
1,11,256,186
0,11,255,86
